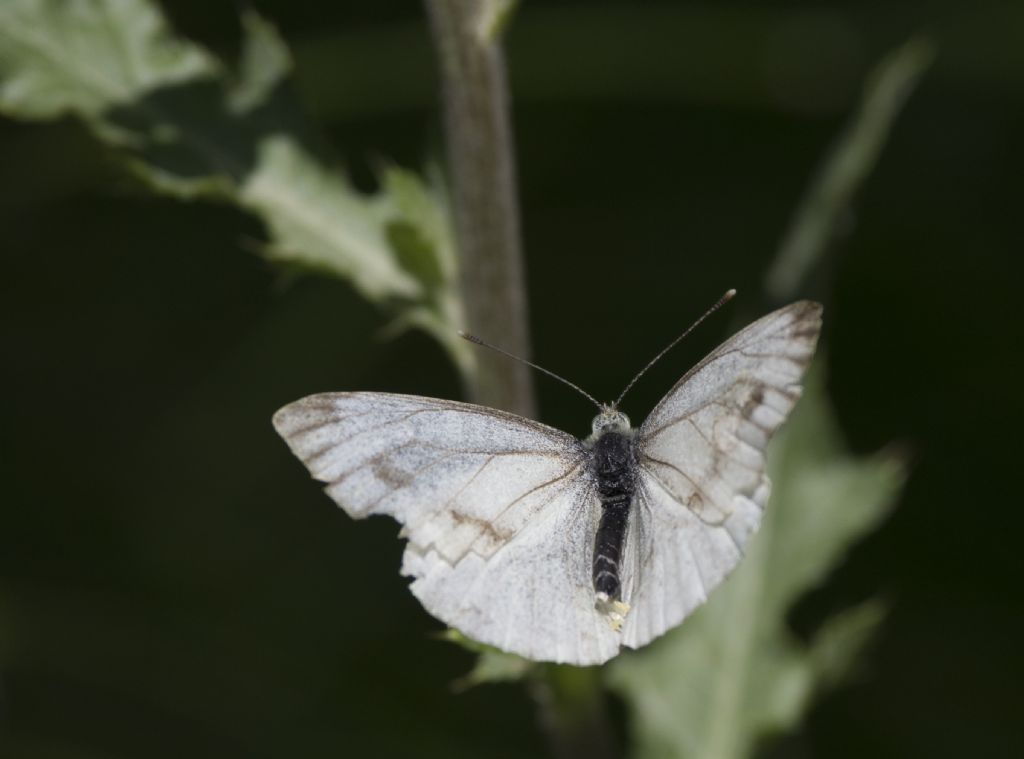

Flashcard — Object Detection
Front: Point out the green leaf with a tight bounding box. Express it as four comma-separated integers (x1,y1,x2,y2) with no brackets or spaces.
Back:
229,10,291,114
382,164,457,290
376,165,476,377
808,598,888,691
606,368,905,759
765,37,934,300
0,0,279,192
0,0,215,124
439,629,536,691
241,136,421,301
0,0,468,372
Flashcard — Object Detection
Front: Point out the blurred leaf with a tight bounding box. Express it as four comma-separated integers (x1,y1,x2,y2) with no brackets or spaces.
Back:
229,10,291,114
606,368,905,759
808,598,888,691
0,0,469,372
439,629,536,691
383,164,457,288
0,0,214,126
601,40,920,759
765,37,935,300
377,164,475,376
383,166,450,294
389,221,445,291
241,136,420,300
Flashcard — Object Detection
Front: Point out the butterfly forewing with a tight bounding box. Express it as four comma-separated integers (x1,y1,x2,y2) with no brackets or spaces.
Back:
638,300,821,525
620,301,822,648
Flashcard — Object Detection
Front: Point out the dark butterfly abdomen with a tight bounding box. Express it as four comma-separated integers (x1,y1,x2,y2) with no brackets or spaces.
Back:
590,431,637,601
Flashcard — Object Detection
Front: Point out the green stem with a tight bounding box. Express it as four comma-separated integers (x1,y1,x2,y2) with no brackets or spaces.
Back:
423,0,534,417
531,665,618,759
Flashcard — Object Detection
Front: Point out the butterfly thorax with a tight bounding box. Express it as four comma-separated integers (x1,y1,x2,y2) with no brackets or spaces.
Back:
588,419,637,605
591,431,636,503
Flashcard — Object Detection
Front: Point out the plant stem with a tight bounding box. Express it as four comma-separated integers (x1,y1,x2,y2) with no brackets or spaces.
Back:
531,665,618,759
423,0,535,417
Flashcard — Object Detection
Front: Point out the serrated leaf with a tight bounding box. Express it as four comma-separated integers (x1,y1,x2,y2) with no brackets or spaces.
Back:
242,136,421,300
0,0,215,124
0,0,468,373
606,368,905,759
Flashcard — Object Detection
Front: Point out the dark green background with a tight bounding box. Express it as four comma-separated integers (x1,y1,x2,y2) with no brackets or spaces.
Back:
2,1,1021,757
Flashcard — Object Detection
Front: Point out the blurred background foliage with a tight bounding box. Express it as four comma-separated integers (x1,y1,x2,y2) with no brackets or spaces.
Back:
0,1,1021,758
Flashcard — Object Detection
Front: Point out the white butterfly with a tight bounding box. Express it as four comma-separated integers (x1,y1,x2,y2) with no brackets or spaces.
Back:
273,299,822,665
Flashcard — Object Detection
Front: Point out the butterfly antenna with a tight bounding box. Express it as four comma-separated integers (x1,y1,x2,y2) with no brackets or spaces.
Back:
458,331,604,410
612,288,737,408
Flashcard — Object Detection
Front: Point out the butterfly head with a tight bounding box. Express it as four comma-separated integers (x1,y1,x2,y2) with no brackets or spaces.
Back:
591,407,632,437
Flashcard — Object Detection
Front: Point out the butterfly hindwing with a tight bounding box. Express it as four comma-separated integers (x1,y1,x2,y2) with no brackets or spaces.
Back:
401,473,623,664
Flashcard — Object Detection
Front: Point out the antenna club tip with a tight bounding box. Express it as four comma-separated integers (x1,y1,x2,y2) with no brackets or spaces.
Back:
724,288,737,300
